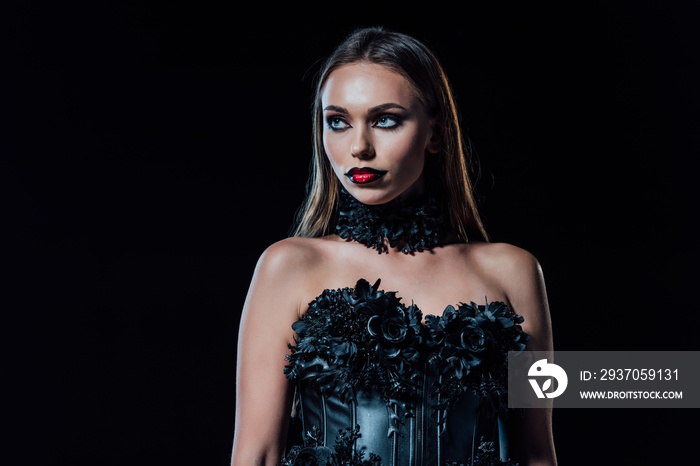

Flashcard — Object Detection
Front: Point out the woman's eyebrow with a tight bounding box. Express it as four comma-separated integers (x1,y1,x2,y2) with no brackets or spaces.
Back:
368,103,408,113
323,105,348,114
323,103,408,114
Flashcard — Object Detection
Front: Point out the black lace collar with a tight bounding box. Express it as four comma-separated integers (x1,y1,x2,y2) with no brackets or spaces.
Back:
335,188,449,254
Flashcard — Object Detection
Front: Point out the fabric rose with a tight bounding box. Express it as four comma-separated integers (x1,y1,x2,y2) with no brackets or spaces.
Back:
427,300,529,381
452,316,487,353
349,279,423,393
282,426,382,466
427,305,484,379
367,304,421,363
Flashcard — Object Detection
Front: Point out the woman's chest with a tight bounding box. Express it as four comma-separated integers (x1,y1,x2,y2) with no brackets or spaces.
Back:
305,243,510,318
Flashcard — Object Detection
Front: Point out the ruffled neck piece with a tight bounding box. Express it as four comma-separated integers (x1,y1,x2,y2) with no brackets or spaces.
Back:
335,188,449,254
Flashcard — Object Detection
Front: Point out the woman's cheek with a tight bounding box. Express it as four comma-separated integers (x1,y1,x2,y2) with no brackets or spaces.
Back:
385,134,426,168
386,124,425,154
323,136,344,167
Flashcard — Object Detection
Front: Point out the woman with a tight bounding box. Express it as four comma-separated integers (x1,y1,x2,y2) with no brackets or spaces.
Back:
232,27,556,466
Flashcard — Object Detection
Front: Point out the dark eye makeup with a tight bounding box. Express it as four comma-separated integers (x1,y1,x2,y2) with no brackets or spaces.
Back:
373,114,403,130
325,113,404,132
326,117,350,131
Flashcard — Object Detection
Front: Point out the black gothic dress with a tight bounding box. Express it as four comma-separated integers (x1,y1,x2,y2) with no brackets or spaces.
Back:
283,278,529,466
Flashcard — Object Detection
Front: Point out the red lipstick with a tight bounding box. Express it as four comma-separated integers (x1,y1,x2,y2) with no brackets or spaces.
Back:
345,167,388,184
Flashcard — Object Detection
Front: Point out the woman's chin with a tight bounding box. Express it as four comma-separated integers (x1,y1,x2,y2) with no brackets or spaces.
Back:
340,178,425,206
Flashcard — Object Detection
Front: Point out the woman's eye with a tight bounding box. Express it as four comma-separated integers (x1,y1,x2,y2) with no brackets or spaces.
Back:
374,115,401,129
327,117,350,131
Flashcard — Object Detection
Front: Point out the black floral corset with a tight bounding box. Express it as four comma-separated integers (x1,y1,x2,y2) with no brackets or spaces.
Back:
283,279,529,466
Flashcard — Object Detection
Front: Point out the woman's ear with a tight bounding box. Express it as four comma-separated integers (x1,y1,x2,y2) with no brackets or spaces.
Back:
426,118,442,154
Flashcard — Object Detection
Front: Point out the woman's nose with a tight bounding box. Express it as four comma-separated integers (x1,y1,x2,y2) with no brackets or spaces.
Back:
350,128,374,159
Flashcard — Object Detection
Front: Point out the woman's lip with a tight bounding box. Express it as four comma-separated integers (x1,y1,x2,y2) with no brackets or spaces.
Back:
349,173,383,183
345,167,387,184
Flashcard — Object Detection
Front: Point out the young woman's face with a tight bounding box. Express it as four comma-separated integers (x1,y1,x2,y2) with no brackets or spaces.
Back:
321,62,440,205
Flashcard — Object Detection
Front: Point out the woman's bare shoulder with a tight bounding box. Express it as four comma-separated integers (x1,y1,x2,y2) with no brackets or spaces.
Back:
251,236,336,294
257,237,326,273
242,237,331,323
465,241,544,300
467,241,541,273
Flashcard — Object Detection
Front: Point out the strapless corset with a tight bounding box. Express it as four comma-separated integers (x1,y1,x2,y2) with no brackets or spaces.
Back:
283,279,529,466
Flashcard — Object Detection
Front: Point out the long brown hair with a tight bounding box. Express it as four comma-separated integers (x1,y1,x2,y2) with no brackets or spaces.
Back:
293,26,488,242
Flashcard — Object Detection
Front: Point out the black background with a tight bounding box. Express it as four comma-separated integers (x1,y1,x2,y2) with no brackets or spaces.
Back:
8,1,699,465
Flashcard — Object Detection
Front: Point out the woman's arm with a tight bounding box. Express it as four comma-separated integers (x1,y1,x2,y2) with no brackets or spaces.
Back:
498,245,558,466
231,240,313,466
